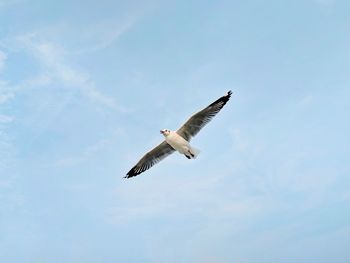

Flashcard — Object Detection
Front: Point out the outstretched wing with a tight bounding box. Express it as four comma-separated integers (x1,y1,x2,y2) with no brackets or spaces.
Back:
125,141,175,178
176,91,232,141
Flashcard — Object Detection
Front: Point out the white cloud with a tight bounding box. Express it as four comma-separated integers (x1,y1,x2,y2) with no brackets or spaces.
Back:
298,95,313,109
0,81,14,104
0,125,14,173
14,32,126,111
4,13,138,54
0,114,13,123
75,18,135,54
22,74,52,88
0,80,14,175
0,92,14,104
105,172,272,225
0,50,7,72
228,127,248,152
56,138,112,166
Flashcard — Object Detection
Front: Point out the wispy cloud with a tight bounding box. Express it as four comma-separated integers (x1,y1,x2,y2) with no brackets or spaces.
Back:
56,126,125,167
0,114,13,123
56,138,112,166
298,95,313,109
0,57,14,170
75,17,135,54
14,32,125,111
0,50,6,72
0,84,14,105
228,127,248,152
0,19,135,162
106,171,271,225
0,10,144,114
0,118,14,174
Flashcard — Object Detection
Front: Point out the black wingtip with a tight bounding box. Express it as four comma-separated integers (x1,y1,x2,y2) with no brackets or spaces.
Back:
125,168,140,179
124,172,134,179
208,90,233,108
124,170,133,179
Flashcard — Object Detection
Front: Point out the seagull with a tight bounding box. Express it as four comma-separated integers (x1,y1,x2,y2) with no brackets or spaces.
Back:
125,91,233,178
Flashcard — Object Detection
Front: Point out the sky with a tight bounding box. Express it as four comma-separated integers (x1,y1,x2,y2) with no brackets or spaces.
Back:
0,0,350,262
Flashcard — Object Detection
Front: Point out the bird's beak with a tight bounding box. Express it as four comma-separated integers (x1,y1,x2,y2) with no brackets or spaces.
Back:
160,130,164,134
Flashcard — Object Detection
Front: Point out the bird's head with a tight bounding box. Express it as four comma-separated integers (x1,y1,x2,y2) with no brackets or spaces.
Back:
160,129,171,136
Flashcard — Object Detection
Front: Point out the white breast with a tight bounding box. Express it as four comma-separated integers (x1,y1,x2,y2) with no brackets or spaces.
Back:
165,131,190,154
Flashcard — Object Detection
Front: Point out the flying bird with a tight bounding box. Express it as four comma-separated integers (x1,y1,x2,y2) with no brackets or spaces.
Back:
125,91,233,178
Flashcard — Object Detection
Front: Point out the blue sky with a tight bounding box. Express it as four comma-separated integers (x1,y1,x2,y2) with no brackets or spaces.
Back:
1,0,350,262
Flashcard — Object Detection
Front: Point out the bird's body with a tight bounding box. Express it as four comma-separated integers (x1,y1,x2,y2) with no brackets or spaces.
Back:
164,130,190,154
125,90,233,178
162,130,199,159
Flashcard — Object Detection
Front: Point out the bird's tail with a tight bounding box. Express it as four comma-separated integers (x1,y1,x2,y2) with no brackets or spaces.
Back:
189,146,200,159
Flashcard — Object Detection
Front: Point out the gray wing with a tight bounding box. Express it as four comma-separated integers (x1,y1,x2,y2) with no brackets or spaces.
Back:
176,91,232,141
125,141,175,178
